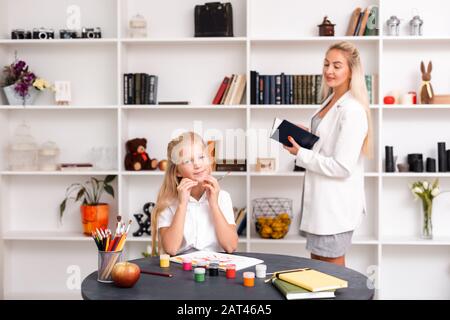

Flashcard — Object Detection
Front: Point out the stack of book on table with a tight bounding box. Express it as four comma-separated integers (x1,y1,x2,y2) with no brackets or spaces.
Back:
271,268,348,300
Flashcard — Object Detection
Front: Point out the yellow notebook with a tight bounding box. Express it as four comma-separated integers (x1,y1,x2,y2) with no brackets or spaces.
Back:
277,269,348,292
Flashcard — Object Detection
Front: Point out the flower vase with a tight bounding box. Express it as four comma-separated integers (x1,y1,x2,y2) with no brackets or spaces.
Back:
3,84,39,106
421,200,433,239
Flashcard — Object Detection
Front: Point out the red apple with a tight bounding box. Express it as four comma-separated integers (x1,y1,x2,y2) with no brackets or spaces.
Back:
111,262,141,288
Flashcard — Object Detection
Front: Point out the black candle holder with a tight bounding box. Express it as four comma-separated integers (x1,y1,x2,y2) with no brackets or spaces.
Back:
426,157,436,172
408,154,424,172
438,142,447,172
385,146,395,172
447,150,450,172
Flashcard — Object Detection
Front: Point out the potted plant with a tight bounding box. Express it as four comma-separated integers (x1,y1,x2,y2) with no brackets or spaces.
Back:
2,58,53,106
60,175,117,235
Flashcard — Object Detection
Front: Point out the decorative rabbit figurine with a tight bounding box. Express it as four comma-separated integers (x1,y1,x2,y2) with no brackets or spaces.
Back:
420,61,434,104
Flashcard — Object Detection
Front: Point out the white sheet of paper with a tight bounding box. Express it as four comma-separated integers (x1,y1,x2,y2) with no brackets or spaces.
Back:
170,250,264,271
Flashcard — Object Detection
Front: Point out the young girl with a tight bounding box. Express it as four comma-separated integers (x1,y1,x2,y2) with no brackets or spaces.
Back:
283,41,373,266
151,132,238,256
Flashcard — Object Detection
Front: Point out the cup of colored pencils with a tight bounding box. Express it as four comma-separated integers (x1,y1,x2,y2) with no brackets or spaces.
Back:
93,217,132,283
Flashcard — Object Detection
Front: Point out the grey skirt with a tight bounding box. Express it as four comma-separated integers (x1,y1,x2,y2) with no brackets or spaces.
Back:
305,230,354,258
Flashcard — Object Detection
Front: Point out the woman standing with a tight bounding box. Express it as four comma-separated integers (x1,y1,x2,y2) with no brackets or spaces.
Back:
283,41,373,266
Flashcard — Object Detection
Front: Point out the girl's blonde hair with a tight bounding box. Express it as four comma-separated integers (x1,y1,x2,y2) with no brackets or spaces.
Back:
321,41,374,159
151,131,208,255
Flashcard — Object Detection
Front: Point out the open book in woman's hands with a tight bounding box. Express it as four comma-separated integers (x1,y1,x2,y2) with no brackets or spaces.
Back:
270,118,319,150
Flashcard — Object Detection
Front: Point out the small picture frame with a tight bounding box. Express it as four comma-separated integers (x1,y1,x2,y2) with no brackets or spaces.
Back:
54,81,71,105
256,157,276,172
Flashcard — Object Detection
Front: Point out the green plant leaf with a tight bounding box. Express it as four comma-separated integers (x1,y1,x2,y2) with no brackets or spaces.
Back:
75,188,85,202
104,184,115,199
59,199,67,220
104,175,116,184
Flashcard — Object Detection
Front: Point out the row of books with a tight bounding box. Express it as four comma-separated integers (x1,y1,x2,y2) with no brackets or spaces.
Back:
251,71,377,105
212,74,247,105
251,71,323,105
346,5,379,36
123,73,158,105
271,268,348,300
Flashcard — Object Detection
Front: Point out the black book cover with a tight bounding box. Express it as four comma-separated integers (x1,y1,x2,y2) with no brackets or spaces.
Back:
149,75,155,104
263,75,270,104
259,76,264,105
145,74,151,104
275,75,281,104
141,73,147,105
123,74,129,105
250,71,257,105
270,118,319,150
153,75,159,104
270,75,276,105
134,73,141,105
281,73,285,104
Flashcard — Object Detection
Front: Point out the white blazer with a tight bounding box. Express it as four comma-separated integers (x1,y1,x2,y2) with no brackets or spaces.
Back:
296,91,368,235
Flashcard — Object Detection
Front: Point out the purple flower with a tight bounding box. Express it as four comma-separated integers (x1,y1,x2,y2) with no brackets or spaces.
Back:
14,60,26,73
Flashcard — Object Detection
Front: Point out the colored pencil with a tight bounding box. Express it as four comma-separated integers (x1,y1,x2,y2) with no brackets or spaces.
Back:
141,270,173,278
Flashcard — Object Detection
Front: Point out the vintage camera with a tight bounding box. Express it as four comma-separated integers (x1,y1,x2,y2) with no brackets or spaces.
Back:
59,29,78,39
11,29,32,39
32,28,55,40
81,27,102,39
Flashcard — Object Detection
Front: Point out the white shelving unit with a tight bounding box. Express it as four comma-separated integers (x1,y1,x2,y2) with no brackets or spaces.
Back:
0,0,449,300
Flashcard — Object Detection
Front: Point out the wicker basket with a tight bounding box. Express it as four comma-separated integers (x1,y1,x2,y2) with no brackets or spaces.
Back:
252,198,292,239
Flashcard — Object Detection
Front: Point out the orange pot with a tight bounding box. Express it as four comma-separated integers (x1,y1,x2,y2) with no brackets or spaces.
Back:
81,204,109,235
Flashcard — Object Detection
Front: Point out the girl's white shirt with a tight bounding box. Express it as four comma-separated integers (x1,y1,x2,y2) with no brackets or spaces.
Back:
158,190,236,254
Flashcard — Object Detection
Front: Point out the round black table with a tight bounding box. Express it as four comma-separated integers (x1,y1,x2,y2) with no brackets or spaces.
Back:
81,252,374,300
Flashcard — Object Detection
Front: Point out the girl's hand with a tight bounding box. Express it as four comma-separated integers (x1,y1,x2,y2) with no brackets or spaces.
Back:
177,178,198,205
203,176,220,209
283,136,301,156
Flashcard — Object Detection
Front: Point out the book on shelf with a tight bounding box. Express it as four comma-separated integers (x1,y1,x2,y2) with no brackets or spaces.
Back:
123,73,159,105
276,268,348,292
215,159,246,172
346,7,362,36
220,74,234,104
346,5,379,36
357,7,370,36
60,163,94,171
251,71,324,105
212,76,231,104
272,278,335,300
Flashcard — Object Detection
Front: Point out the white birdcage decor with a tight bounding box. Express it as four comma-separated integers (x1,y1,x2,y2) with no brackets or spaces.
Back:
38,141,60,171
9,123,38,171
129,14,147,38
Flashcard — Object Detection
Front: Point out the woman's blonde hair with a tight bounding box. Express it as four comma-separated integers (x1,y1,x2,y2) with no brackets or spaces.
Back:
151,131,208,255
321,41,374,159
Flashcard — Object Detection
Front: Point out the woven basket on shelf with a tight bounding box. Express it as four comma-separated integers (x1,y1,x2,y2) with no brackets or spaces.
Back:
252,197,292,239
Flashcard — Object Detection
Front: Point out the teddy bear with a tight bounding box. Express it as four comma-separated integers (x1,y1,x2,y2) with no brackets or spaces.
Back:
124,138,157,171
